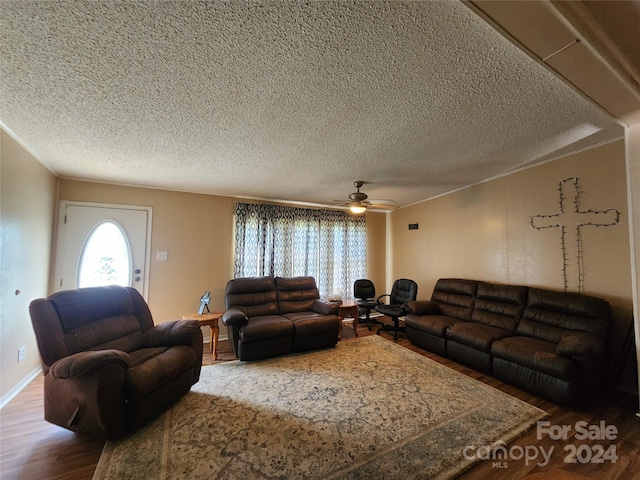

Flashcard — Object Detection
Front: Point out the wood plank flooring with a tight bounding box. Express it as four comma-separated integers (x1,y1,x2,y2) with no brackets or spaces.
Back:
1,321,638,480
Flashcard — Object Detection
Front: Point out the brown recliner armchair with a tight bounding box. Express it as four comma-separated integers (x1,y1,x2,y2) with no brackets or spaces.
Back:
29,285,203,440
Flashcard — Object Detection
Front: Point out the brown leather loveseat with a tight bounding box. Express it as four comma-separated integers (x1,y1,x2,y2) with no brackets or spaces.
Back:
222,276,340,361
29,285,203,439
404,278,612,405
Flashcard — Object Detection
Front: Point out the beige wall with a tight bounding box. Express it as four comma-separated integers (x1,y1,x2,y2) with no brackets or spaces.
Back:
626,123,640,404
1,129,58,400
364,211,387,294
390,139,634,387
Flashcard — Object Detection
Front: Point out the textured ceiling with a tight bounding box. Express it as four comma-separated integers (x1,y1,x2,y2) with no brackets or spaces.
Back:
0,1,624,209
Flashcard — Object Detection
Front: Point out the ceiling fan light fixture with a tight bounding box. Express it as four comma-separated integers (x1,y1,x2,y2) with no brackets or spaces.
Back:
349,203,367,214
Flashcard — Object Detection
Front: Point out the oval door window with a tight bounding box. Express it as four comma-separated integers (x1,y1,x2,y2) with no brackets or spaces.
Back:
77,220,132,288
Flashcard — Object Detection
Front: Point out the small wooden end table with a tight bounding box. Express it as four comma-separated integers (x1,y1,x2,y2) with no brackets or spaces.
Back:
337,300,359,339
182,312,223,360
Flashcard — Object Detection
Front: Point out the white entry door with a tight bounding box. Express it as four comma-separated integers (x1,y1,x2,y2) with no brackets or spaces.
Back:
54,202,152,299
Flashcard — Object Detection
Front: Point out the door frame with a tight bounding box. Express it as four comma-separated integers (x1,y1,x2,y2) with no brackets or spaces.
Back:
53,201,153,300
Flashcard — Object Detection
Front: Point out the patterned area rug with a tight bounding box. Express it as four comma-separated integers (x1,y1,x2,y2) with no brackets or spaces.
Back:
93,336,546,480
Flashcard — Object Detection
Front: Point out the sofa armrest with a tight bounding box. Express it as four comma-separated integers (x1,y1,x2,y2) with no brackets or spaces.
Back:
49,350,130,379
556,332,605,359
311,300,339,315
143,319,202,347
46,350,130,440
222,309,249,327
406,300,441,316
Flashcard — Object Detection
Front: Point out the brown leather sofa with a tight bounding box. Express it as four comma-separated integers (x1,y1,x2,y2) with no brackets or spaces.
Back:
29,285,203,440
404,278,612,405
222,276,340,361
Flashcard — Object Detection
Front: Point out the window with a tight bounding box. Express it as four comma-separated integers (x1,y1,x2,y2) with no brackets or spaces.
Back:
77,220,132,288
233,203,366,298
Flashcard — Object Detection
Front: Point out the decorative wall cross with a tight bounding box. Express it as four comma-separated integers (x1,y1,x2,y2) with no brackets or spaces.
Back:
530,177,620,292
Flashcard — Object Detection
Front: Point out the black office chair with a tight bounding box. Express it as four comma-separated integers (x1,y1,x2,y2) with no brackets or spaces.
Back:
375,279,418,340
353,279,381,330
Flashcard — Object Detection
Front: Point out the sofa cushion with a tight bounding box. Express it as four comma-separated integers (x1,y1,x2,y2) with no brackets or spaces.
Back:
282,311,323,322
517,288,611,343
404,314,464,337
65,315,144,354
125,345,196,402
225,276,279,317
430,279,479,321
471,282,527,332
491,336,574,380
49,286,146,354
50,285,135,330
447,322,514,353
291,315,339,337
239,315,294,343
275,276,320,313
128,346,170,367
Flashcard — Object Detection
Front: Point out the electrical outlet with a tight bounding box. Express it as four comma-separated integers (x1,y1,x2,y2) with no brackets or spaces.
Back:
157,251,168,261
18,345,26,363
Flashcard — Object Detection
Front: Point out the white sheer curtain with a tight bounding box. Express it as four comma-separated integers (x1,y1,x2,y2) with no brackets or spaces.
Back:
233,203,367,299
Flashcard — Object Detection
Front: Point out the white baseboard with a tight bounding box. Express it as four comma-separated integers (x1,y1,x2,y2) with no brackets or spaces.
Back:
0,366,42,410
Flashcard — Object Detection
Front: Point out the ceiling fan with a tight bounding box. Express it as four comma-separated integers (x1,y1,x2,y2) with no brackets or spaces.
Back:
334,181,398,214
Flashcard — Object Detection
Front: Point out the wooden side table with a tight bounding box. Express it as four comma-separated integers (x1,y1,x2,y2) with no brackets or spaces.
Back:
182,312,223,360
337,300,359,339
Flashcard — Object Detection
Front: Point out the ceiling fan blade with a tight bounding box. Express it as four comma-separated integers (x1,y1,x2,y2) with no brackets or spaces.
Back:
367,199,399,209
